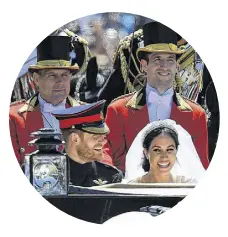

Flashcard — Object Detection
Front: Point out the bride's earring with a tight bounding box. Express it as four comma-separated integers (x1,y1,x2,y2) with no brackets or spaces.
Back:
143,149,150,161
146,154,150,161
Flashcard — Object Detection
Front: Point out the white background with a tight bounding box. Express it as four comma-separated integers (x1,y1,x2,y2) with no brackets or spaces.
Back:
0,0,227,236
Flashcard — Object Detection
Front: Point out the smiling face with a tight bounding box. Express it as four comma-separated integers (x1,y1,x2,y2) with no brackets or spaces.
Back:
76,132,106,162
140,53,178,91
33,69,71,105
144,133,177,176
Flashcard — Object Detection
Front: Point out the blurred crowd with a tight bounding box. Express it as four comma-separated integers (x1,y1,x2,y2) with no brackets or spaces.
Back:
12,12,151,103
59,12,151,68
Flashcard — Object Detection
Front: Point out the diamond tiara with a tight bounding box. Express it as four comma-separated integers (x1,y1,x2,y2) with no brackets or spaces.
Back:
141,119,178,143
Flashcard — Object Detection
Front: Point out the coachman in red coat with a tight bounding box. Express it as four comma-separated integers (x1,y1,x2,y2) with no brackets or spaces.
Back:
104,21,209,173
9,94,83,165
104,88,209,172
9,36,81,165
9,35,113,167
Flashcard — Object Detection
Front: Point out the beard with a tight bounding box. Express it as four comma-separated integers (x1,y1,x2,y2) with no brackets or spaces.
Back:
76,143,103,162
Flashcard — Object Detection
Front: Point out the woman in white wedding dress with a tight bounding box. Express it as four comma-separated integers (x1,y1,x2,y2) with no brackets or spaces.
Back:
124,119,205,183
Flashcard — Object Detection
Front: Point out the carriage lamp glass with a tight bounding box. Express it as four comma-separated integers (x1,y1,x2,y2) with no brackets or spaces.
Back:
24,128,68,197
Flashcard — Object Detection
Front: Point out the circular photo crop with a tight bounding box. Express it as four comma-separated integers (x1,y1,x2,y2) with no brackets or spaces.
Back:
9,12,219,224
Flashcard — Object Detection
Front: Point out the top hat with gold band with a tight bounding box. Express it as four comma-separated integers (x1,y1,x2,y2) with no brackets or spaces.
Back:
28,36,79,74
136,21,186,62
52,100,109,135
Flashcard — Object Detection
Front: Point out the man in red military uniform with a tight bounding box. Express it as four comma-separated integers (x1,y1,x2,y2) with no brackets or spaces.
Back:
10,35,113,167
52,100,123,187
104,21,209,173
9,35,84,166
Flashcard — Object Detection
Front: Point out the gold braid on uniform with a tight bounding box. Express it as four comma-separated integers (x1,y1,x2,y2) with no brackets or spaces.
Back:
177,47,195,71
174,74,183,93
64,28,93,74
113,29,143,93
177,46,193,94
174,45,195,93
177,45,204,100
198,71,203,91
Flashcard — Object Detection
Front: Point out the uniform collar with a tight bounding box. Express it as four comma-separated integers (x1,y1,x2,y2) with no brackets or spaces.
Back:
18,93,80,113
38,94,66,113
126,86,192,111
68,155,94,169
146,84,174,97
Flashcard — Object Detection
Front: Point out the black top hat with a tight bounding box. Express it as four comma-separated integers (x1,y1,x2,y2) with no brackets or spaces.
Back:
58,29,90,73
28,36,79,74
52,100,109,135
136,21,186,61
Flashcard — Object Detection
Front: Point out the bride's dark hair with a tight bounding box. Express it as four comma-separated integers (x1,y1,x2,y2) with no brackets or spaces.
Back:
142,127,179,172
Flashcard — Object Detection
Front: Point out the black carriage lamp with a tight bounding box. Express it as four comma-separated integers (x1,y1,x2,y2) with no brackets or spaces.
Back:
24,128,68,197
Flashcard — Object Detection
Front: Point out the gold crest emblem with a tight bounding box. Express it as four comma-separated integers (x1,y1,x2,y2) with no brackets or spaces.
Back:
93,178,108,185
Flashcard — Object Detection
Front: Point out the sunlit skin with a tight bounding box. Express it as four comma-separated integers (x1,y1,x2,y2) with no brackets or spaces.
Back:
140,53,179,94
142,133,177,183
33,69,71,105
66,131,106,164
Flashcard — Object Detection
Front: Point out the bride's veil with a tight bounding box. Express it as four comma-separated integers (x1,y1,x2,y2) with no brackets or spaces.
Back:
124,119,205,181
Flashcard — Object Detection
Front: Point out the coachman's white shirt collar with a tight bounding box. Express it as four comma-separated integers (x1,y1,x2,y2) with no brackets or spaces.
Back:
146,84,174,122
146,84,174,104
38,94,66,113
